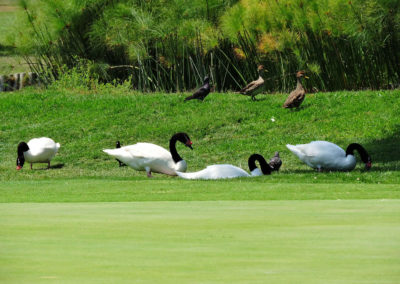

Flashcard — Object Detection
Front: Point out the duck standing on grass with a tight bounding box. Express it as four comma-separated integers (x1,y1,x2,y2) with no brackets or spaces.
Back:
286,141,372,171
269,151,282,171
184,76,211,101
16,137,61,170
103,133,193,177
239,65,265,101
283,71,308,109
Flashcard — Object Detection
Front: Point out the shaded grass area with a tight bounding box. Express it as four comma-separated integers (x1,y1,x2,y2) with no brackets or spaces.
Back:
0,89,399,184
1,200,399,283
0,179,399,203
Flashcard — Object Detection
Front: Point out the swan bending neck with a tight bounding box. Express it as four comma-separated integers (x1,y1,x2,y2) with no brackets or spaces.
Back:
248,154,272,175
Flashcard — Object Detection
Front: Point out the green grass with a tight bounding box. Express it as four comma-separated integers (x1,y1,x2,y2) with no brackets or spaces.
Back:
1,89,399,185
1,200,399,283
1,88,399,283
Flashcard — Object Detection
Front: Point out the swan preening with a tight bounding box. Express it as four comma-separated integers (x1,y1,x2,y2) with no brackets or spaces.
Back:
16,137,60,170
103,132,193,177
286,141,372,171
176,153,276,180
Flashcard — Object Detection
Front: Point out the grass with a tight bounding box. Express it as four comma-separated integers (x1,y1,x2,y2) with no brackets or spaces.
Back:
1,200,399,283
0,88,399,184
1,88,399,282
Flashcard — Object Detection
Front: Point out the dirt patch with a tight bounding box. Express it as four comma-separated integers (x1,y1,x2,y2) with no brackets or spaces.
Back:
0,5,17,12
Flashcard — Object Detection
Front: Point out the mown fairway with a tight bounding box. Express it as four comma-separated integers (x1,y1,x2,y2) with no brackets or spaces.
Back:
1,201,400,283
1,89,400,283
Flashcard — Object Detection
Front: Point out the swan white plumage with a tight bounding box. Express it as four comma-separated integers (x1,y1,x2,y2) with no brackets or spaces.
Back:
103,132,193,177
16,137,61,170
286,141,372,171
176,153,274,180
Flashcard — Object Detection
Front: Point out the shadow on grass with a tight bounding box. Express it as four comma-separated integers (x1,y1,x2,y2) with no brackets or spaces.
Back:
50,163,65,169
364,127,400,171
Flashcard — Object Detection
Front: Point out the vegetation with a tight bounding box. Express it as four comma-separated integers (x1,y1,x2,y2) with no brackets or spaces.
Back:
1,201,399,283
10,0,400,92
0,87,399,184
1,87,399,282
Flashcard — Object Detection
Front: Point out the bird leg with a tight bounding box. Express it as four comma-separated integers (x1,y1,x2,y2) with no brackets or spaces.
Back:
30,163,33,170
47,162,50,169
145,167,153,178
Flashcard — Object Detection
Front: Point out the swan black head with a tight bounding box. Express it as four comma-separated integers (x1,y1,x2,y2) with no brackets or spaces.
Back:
248,153,272,175
16,142,29,170
172,132,193,150
116,141,121,148
203,76,210,84
346,143,372,170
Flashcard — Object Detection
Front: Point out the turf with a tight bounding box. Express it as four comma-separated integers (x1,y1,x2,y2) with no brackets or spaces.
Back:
1,88,399,283
1,200,399,283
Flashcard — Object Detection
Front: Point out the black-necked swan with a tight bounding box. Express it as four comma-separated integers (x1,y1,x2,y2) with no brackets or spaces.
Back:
103,132,193,177
176,153,273,180
184,76,211,101
16,137,61,170
286,141,372,171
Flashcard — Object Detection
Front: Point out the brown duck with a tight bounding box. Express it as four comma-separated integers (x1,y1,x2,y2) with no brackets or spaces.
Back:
239,65,265,101
283,71,307,108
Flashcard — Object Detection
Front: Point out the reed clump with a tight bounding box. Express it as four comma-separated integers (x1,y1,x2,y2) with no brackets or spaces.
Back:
12,0,400,92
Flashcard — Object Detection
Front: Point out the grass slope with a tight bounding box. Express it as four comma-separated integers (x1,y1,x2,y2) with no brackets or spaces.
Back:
1,88,399,184
1,200,400,283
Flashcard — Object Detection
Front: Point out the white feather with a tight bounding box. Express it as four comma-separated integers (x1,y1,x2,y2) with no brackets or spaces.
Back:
176,164,252,180
24,137,60,163
103,142,187,176
286,141,357,171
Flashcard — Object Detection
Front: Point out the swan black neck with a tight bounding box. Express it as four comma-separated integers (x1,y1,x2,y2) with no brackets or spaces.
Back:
16,142,29,168
248,154,272,175
346,143,371,164
169,132,192,163
17,142,29,156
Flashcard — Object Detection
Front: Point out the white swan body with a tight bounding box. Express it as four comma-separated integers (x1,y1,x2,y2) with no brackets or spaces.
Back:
286,141,357,171
103,143,186,176
25,137,60,163
176,164,252,180
103,133,192,177
176,153,272,180
17,137,60,170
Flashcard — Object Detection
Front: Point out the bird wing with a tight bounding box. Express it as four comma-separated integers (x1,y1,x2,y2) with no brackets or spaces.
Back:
240,78,264,94
185,86,210,101
283,89,305,107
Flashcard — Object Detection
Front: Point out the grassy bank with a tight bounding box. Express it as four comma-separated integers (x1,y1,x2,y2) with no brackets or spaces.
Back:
1,89,399,184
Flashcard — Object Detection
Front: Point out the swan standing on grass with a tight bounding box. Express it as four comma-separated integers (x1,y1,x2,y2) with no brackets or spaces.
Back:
16,137,60,170
286,141,372,171
176,153,276,180
103,132,193,177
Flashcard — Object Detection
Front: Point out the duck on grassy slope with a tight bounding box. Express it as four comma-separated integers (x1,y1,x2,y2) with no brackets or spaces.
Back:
184,76,211,101
283,71,307,109
176,153,274,180
103,132,193,177
239,65,265,101
286,141,372,171
16,137,60,170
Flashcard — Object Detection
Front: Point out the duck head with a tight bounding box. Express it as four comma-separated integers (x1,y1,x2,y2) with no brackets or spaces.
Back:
16,142,29,170
296,70,309,79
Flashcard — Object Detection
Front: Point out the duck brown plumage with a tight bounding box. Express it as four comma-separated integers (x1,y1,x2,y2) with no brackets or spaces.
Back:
283,71,306,108
239,65,265,101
